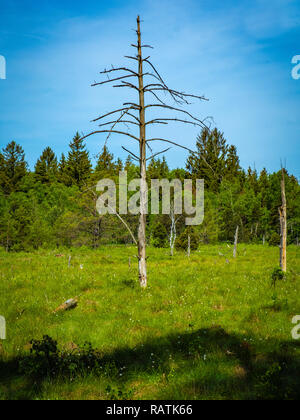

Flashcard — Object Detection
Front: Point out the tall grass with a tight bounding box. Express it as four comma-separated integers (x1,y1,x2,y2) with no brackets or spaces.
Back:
0,244,299,400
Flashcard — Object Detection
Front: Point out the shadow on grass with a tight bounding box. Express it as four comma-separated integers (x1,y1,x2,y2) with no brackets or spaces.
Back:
1,326,300,400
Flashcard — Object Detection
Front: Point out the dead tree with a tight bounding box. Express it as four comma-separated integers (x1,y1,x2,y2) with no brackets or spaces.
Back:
169,204,181,257
187,235,191,258
81,16,208,287
233,225,239,258
279,168,287,272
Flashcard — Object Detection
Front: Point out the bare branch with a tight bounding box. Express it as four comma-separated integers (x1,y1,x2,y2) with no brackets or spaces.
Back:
125,55,139,61
147,138,195,153
123,102,141,110
113,80,140,91
146,117,203,127
85,185,137,245
146,147,171,161
143,59,168,89
145,86,208,102
146,89,169,106
92,74,136,87
145,104,209,129
80,130,139,143
100,67,138,76
131,44,154,49
122,146,140,162
104,109,133,146
99,120,139,128
92,107,138,123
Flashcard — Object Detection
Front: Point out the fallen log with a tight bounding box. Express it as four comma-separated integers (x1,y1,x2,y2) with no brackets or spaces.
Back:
54,298,78,313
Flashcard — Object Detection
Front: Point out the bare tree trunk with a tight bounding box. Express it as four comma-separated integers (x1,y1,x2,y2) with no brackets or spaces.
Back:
187,235,191,258
263,234,265,246
233,225,239,258
169,205,177,257
82,15,208,287
279,169,287,272
137,16,147,288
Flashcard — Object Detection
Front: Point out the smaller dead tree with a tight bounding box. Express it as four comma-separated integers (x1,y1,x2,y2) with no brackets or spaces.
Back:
169,204,181,257
279,168,287,272
233,225,239,258
187,235,191,258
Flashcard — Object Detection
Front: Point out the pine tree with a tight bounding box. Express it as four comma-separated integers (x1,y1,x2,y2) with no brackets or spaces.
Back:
95,145,116,177
116,158,123,173
225,145,241,181
66,133,92,188
186,128,228,192
1,141,27,194
35,147,58,183
147,156,169,181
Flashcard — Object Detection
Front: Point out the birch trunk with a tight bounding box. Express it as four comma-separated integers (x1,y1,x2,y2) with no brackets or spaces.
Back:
279,169,287,272
233,225,239,258
137,16,147,288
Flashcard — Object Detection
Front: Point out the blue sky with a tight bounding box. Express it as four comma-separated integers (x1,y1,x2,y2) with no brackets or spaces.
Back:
0,0,299,176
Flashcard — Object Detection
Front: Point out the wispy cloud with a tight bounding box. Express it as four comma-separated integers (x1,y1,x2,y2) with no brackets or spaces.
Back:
0,0,299,174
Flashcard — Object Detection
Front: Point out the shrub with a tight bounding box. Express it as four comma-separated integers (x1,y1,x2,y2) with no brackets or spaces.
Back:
19,335,104,379
269,232,280,247
175,227,199,251
271,267,285,288
152,222,168,248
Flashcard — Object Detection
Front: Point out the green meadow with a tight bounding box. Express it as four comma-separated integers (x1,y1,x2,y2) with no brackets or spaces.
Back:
0,244,299,400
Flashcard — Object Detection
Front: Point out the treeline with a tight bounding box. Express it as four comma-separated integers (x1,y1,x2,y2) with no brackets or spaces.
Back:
0,128,299,251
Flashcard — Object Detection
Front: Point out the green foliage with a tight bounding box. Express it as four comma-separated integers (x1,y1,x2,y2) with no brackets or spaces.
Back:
95,146,117,178
20,336,104,379
35,147,58,184
271,267,285,288
186,128,241,192
0,131,299,250
175,227,199,251
269,232,280,247
152,222,168,248
65,132,92,188
0,141,27,195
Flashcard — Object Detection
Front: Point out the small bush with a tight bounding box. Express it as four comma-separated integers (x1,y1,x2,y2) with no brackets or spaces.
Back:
269,233,280,247
271,267,285,288
152,222,168,248
19,335,104,379
175,227,199,251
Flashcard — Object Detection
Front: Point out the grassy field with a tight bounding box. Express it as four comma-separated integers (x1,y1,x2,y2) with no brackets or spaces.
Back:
0,244,299,400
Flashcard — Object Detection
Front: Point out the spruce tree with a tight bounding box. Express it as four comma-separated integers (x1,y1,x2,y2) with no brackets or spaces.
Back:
66,133,92,188
1,141,27,194
186,128,228,192
225,145,241,182
95,145,116,177
35,147,58,183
